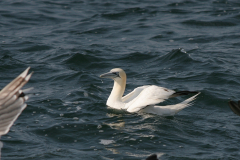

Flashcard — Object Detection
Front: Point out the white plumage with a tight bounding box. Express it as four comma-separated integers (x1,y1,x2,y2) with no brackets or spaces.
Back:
141,93,199,116
100,68,200,115
0,67,33,137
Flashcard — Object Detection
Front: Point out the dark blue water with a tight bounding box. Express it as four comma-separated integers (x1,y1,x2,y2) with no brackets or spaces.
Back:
1,0,240,159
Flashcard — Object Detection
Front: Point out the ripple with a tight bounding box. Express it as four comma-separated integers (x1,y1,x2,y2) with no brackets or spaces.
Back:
63,53,102,70
19,45,52,52
99,139,115,145
182,19,237,27
160,48,190,62
1,0,240,159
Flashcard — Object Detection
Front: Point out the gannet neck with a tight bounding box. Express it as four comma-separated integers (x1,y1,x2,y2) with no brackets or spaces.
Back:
108,79,125,102
106,70,126,108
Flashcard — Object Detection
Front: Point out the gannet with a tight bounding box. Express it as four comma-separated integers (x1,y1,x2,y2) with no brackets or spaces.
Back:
228,100,240,116
100,68,200,115
0,67,33,137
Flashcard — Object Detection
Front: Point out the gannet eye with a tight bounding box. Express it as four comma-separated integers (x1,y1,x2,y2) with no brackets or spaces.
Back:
112,72,120,78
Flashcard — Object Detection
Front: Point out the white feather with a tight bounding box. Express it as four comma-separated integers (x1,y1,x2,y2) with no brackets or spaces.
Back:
141,92,200,116
0,68,32,136
100,68,200,116
126,85,175,112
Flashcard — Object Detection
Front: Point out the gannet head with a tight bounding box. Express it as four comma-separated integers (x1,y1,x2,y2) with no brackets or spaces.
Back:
100,68,126,106
100,68,126,82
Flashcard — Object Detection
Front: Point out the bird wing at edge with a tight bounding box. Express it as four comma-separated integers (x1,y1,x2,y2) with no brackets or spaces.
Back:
0,67,33,136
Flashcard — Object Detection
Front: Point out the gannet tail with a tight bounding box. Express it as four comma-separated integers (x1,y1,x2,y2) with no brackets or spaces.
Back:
142,92,200,116
170,92,200,113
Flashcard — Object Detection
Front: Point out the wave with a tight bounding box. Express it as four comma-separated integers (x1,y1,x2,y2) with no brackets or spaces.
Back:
182,19,236,27
19,45,52,52
63,53,111,71
145,48,196,70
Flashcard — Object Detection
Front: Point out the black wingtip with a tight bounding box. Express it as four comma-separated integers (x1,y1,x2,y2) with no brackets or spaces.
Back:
19,92,25,98
146,154,158,160
228,100,240,116
170,91,199,98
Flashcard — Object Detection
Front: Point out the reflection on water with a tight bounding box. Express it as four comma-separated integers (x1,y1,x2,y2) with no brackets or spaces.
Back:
105,121,125,130
105,147,119,154
99,139,115,145
125,151,165,159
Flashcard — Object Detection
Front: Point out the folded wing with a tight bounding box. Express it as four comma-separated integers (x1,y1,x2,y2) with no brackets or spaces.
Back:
126,85,175,112
122,85,150,103
0,67,33,136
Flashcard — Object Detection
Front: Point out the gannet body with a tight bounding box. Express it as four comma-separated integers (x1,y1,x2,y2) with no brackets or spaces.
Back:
100,68,200,115
228,100,240,116
0,67,33,137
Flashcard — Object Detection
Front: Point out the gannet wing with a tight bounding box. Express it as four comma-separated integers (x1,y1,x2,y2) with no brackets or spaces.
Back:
228,100,240,116
142,92,200,116
126,85,176,112
122,85,150,103
0,67,33,136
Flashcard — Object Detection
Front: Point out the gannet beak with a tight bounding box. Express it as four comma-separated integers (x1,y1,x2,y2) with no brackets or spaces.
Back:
100,72,119,79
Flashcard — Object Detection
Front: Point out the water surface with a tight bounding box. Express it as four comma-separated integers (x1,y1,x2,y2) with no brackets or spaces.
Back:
1,0,240,159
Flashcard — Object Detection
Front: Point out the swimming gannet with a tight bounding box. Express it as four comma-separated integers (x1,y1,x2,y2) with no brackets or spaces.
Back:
228,100,240,116
100,68,200,115
0,67,33,137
